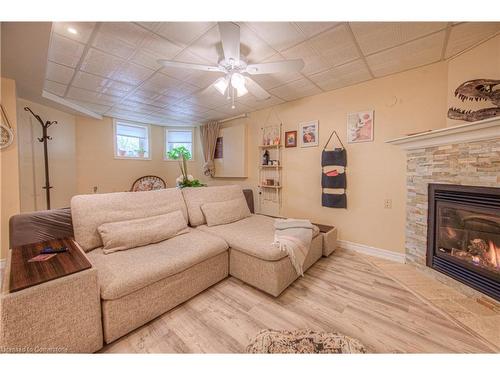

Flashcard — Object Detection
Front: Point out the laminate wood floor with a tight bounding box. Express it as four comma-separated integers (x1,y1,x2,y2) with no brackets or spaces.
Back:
101,249,499,353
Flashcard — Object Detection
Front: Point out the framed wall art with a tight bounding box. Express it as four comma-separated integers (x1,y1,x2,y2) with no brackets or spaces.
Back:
347,110,374,143
284,130,297,148
299,120,319,148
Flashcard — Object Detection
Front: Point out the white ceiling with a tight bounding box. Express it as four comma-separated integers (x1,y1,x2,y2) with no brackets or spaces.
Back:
42,21,500,126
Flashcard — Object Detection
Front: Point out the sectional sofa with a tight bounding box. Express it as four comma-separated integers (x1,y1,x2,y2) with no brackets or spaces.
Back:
1,185,327,351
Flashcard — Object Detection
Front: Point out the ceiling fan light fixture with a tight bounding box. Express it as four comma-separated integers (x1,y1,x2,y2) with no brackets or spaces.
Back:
236,85,248,97
230,73,246,91
214,77,229,95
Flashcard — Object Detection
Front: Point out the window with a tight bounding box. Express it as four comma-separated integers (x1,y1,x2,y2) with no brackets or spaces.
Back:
114,120,150,159
165,129,194,160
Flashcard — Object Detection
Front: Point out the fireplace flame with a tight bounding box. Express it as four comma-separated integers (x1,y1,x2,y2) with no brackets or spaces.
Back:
487,241,500,269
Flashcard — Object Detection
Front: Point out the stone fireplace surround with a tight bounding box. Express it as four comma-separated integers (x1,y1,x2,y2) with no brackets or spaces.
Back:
387,117,500,297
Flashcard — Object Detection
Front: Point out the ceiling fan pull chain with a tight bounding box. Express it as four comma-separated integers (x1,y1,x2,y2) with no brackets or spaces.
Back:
231,87,236,109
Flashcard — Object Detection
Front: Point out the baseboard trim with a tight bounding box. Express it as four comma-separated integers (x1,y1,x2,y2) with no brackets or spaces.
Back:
337,240,405,263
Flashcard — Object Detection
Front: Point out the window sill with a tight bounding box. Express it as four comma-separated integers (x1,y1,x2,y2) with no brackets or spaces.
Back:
114,155,152,161
163,158,195,162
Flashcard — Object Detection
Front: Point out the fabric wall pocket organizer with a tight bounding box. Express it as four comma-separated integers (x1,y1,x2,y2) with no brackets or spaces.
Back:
321,130,347,208
321,171,346,189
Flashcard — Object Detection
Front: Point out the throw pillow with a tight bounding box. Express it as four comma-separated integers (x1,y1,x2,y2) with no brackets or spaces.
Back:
201,197,251,227
97,210,189,254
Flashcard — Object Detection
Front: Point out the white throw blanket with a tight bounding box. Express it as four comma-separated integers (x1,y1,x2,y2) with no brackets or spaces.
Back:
273,218,314,276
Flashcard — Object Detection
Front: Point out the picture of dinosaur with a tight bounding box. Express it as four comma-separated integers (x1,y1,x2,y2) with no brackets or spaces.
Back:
447,79,500,122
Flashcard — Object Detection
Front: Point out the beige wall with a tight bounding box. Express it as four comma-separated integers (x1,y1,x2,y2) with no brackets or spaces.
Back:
214,62,449,254
17,98,77,211
1,77,20,260
447,34,500,126
75,116,203,194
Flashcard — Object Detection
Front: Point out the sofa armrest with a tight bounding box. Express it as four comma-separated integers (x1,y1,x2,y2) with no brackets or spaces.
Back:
9,208,74,248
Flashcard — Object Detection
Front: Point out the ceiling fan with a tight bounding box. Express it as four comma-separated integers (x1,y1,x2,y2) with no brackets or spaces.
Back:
157,22,305,109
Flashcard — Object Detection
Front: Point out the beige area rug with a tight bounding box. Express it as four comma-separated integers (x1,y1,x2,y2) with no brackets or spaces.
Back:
246,329,368,354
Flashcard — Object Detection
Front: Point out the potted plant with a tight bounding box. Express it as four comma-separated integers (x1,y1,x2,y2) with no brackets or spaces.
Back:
167,146,205,188
118,149,127,156
136,147,146,158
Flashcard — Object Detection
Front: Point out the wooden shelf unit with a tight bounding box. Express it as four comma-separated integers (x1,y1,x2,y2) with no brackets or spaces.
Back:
258,123,283,212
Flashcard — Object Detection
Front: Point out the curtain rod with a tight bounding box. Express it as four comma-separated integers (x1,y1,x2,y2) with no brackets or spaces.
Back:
219,113,248,124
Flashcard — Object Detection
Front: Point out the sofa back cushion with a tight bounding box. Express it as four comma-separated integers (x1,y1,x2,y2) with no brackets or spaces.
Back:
98,210,189,254
201,198,251,227
181,185,246,227
71,188,188,251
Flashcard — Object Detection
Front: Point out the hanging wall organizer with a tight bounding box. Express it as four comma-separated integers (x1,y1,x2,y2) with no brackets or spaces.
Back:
321,130,347,208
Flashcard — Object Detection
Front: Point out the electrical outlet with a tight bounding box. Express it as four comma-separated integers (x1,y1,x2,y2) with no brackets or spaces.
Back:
384,199,392,209
93,186,98,193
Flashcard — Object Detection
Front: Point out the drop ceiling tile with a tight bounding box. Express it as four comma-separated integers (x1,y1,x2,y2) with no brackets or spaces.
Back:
66,99,111,114
141,72,183,94
46,61,75,84
52,22,96,44
72,71,108,92
309,24,360,67
93,22,148,59
281,40,330,75
165,81,200,99
185,25,222,65
245,22,306,52
80,48,125,78
351,22,448,55
126,89,161,105
118,100,161,114
186,86,230,108
249,53,303,90
112,62,154,85
44,80,67,96
309,59,372,91
269,78,322,101
294,22,340,38
366,31,446,77
238,23,276,63
237,94,284,110
101,80,135,97
137,22,215,47
140,32,183,59
200,109,232,121
48,33,85,68
172,100,210,114
152,94,182,108
445,22,500,58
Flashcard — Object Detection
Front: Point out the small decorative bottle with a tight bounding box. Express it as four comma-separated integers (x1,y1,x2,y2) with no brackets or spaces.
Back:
262,150,269,166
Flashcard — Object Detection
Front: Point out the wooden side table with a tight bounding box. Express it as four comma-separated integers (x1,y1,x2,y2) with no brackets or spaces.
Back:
0,238,103,353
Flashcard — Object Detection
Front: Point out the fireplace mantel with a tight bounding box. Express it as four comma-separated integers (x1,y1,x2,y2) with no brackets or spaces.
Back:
386,116,500,150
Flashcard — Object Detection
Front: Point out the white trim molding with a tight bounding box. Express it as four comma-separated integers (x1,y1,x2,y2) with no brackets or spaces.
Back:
0,259,5,272
386,116,500,150
337,240,405,263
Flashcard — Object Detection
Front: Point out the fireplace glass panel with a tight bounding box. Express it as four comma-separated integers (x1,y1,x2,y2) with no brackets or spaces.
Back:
437,205,500,275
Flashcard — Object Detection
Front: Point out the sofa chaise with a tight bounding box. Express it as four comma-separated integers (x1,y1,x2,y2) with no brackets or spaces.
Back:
2,185,328,351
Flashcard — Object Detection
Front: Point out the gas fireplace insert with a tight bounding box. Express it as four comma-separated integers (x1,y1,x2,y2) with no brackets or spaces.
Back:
427,184,500,301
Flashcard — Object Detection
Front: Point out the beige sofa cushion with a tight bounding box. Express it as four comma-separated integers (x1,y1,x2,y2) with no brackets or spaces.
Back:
181,185,247,226
71,188,188,252
197,214,320,261
87,228,229,300
98,210,188,254
201,197,251,227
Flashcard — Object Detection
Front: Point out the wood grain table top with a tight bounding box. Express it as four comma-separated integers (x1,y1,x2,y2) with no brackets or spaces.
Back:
9,237,91,293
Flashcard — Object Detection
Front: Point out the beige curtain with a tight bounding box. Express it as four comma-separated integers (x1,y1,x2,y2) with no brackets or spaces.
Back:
199,120,220,177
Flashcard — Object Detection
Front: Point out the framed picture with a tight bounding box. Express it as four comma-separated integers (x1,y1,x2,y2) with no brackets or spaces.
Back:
214,136,223,159
347,110,374,143
299,120,319,148
284,130,297,148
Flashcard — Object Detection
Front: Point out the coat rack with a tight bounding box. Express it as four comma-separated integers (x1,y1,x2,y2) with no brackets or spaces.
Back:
24,107,57,210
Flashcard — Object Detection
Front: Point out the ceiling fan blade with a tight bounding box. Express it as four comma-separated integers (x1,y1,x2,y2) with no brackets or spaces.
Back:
218,22,240,63
246,59,305,75
157,59,223,72
245,76,271,101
